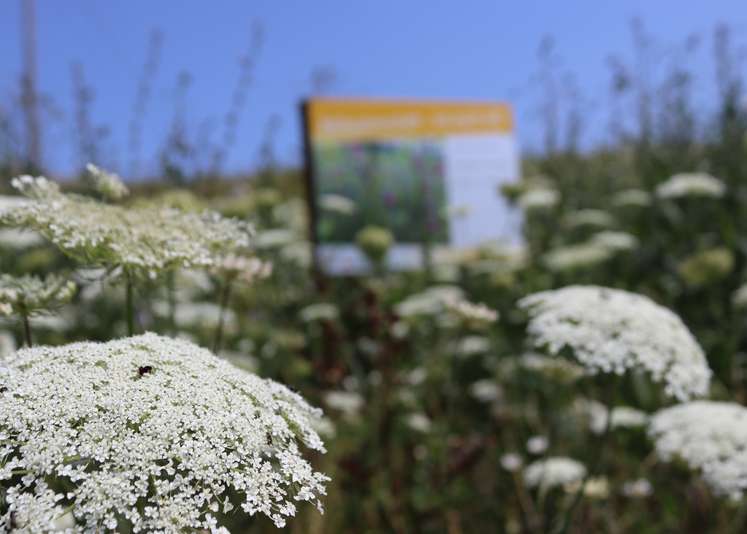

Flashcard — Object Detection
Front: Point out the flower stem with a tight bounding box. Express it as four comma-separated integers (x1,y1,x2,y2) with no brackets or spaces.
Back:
554,385,616,534
21,312,32,347
213,279,232,353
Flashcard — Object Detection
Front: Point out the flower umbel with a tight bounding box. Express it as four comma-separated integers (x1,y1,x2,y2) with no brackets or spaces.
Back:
0,334,329,531
519,285,711,400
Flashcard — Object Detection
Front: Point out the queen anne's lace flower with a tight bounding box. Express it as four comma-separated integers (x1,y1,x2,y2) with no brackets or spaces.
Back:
523,457,586,490
85,163,129,200
518,188,560,211
656,173,725,199
649,401,747,499
0,273,76,316
0,334,329,531
2,175,254,279
542,243,613,272
519,286,711,400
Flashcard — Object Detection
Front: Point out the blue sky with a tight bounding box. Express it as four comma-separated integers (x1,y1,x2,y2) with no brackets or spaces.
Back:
1,1,746,178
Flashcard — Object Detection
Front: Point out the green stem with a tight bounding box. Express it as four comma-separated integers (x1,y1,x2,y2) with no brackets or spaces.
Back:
21,312,32,347
167,270,177,335
125,271,135,336
554,386,616,534
213,279,232,353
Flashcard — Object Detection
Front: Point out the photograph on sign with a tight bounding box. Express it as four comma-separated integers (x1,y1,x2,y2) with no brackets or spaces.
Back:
303,99,521,274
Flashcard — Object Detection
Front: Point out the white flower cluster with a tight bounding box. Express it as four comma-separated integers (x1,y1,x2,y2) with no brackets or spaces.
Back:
0,273,76,317
0,334,329,531
542,242,613,272
518,188,560,211
318,194,356,215
656,173,725,199
523,457,586,490
443,294,498,325
2,175,254,279
519,286,711,400
579,399,648,434
589,231,639,252
612,189,652,208
85,163,129,200
213,254,273,285
562,209,615,229
649,401,747,499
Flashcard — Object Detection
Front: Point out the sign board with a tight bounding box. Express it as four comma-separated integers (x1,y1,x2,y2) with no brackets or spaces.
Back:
301,98,521,274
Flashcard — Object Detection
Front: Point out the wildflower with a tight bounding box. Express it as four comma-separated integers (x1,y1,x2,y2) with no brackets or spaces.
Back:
582,400,649,434
323,390,364,417
2,175,254,279
526,435,549,455
563,209,615,229
443,295,498,325
212,254,273,285
565,477,609,499
733,283,747,309
85,163,129,200
455,335,491,357
500,453,523,472
395,286,464,318
518,188,560,211
0,334,329,530
621,478,653,498
518,352,584,382
405,413,432,433
589,231,638,252
519,286,711,401
649,401,747,499
543,242,613,272
469,379,502,403
524,457,586,490
656,173,725,199
319,194,356,215
300,303,339,323
612,189,651,208
0,274,76,317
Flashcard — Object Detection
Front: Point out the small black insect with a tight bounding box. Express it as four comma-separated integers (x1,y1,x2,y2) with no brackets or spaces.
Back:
138,365,153,377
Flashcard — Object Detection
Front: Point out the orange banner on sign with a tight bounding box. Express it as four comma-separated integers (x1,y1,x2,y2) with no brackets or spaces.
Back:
306,99,514,142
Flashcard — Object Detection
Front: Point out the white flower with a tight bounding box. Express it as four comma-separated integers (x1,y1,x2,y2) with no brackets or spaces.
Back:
212,254,273,285
589,231,638,252
612,189,651,208
526,435,549,455
585,402,649,434
563,209,615,229
469,379,502,403
732,284,747,309
455,335,491,357
524,457,586,490
85,163,129,200
300,303,339,323
542,243,613,272
500,453,523,472
519,286,711,401
319,194,356,215
3,175,254,279
565,477,609,499
518,188,560,210
0,334,329,530
518,352,584,382
443,295,498,325
405,413,432,433
323,391,364,416
395,286,464,318
0,274,76,317
621,478,653,498
656,173,725,199
649,401,747,499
